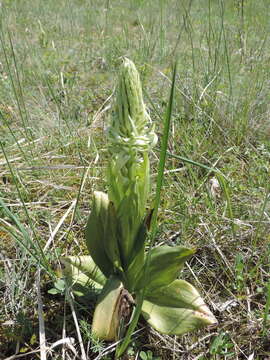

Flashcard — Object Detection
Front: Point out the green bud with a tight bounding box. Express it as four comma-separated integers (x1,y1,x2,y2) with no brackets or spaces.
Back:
107,58,157,265
108,58,157,156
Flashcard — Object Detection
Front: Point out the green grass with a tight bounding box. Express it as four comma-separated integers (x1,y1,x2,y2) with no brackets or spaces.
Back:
0,0,270,358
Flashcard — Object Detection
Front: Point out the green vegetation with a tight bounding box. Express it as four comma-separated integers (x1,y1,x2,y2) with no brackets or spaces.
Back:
62,58,216,358
0,0,269,359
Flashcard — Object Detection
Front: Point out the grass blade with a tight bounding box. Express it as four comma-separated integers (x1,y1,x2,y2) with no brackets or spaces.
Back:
0,197,53,275
263,280,270,336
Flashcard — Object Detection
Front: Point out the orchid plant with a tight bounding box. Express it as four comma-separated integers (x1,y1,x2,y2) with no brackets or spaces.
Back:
61,58,217,356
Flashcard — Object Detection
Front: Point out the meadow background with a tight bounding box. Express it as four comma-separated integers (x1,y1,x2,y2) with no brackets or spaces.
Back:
0,0,269,358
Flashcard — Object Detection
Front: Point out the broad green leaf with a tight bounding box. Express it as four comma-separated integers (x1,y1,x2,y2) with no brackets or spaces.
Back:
48,279,66,295
135,246,195,292
125,222,147,291
145,279,214,316
127,222,147,266
61,255,106,288
117,189,142,266
92,276,123,341
104,201,123,271
85,191,113,277
142,299,217,336
48,287,61,295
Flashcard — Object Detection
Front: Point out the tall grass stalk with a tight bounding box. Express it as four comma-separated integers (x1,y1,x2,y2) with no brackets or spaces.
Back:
0,197,51,275
263,280,270,336
0,31,33,142
0,142,51,275
219,0,233,99
253,186,270,248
